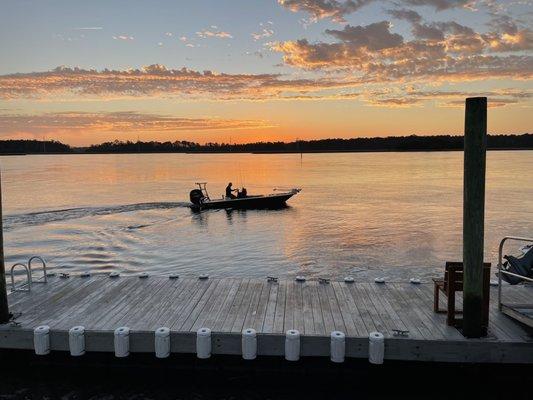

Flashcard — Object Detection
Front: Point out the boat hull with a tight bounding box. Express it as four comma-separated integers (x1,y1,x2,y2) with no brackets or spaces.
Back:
191,192,296,210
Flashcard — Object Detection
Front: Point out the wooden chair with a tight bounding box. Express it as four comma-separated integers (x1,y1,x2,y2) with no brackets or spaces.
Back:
433,261,491,328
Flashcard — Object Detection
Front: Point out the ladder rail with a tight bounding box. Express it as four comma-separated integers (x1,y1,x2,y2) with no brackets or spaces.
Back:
28,255,47,284
10,263,31,292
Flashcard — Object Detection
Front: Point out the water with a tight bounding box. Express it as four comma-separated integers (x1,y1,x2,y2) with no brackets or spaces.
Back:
1,151,532,281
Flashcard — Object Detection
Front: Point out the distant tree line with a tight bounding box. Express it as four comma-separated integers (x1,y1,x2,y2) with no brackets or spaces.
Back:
85,140,198,153
0,134,531,154
0,140,72,154
85,134,532,153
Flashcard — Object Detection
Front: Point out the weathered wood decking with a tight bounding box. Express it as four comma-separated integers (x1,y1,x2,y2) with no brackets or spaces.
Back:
1,275,531,363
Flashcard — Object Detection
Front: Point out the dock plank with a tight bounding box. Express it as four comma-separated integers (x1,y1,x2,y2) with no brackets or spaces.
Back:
230,280,257,333
272,280,287,333
178,279,220,332
142,278,192,329
317,281,336,333
261,281,279,333
218,279,250,332
251,281,271,332
16,277,105,327
151,279,206,329
331,281,361,337
310,282,326,335
302,282,315,335
208,279,241,332
348,283,386,333
192,279,233,332
242,281,266,331
2,276,531,364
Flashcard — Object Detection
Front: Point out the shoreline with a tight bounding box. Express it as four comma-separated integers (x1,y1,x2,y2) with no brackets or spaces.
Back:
1,147,532,156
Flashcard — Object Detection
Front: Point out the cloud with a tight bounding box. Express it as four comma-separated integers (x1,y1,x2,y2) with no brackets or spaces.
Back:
325,22,404,50
277,0,374,22
196,29,233,39
277,0,472,22
252,28,274,41
388,7,529,50
388,8,476,41
0,65,366,101
74,27,103,31
362,86,532,108
483,29,533,52
366,97,423,107
402,0,471,10
273,18,533,83
387,9,423,24
113,35,134,41
0,111,272,138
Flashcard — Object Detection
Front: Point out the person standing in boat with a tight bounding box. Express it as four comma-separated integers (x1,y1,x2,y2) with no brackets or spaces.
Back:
225,182,238,199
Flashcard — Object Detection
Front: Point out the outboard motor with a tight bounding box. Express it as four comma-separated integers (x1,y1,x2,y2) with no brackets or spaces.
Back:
189,189,205,206
190,189,205,206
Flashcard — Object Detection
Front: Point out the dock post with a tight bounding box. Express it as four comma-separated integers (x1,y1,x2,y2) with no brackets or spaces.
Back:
463,97,488,338
0,170,9,323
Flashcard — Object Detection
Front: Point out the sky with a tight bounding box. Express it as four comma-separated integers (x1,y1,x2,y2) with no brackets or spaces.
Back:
0,0,531,146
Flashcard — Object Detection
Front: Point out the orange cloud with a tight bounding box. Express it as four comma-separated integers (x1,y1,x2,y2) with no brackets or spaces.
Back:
0,65,369,101
0,111,273,137
278,0,374,22
272,19,533,83
364,87,532,108
278,0,471,23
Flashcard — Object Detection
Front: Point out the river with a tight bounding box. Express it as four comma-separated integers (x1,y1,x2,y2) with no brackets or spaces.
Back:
2,151,531,281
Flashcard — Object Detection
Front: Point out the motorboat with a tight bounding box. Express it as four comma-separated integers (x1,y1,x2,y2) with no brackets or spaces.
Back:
189,182,301,210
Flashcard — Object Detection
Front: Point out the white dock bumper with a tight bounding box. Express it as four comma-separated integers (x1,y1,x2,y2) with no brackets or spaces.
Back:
242,328,257,360
114,327,130,358
285,329,300,361
369,331,385,364
196,328,211,359
69,326,85,356
34,325,50,355
154,327,171,358
330,331,345,363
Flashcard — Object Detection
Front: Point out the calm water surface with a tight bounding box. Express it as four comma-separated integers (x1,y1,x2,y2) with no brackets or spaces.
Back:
1,151,532,280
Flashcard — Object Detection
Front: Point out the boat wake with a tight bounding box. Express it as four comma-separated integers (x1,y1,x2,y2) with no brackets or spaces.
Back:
4,202,190,231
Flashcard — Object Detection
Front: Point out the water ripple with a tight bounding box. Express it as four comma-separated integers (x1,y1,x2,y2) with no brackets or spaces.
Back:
4,202,190,230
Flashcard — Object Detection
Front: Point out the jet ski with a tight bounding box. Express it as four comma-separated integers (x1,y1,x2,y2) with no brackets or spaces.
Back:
189,182,300,210
499,244,533,285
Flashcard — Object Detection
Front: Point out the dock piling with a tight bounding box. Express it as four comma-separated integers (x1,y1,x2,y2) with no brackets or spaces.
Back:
463,97,488,338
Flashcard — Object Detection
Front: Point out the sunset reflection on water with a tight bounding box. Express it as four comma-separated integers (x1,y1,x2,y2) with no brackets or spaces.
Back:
1,151,532,280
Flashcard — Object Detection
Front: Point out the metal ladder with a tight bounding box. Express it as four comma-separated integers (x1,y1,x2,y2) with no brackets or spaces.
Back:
10,255,48,292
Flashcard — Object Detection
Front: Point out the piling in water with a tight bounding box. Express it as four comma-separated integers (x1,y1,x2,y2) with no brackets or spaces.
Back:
463,97,488,338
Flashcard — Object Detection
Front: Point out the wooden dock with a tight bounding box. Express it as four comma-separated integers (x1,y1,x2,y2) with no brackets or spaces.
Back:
1,275,531,363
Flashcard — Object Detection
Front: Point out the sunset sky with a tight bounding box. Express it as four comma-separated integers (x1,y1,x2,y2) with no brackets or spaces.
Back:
0,0,531,146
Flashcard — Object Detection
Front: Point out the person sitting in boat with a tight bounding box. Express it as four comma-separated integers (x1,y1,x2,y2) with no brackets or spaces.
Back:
237,187,247,198
225,182,238,199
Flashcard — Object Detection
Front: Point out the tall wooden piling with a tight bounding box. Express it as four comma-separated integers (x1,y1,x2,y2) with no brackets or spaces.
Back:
463,97,488,338
0,170,9,323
